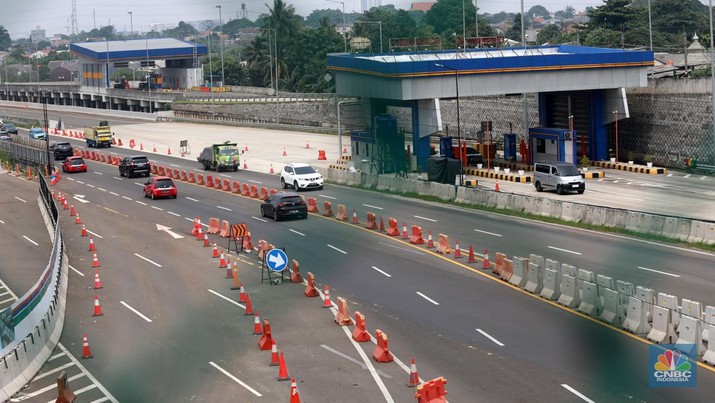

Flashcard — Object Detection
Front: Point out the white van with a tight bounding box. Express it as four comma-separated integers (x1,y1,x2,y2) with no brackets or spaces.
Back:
533,162,585,195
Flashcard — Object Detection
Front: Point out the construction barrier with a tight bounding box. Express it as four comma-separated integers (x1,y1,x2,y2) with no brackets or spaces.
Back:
323,201,334,217
249,185,259,198
208,217,221,234
623,296,651,334
524,262,543,294
415,377,448,403
386,218,400,236
509,257,528,288
290,260,303,283
214,177,222,189
173,168,180,179
372,329,393,363
219,220,230,237
501,256,513,282
205,174,213,187
647,305,676,344
306,197,319,212
335,204,348,221
410,225,425,244
180,170,188,181
232,181,241,193
197,174,205,186
675,315,705,355
365,212,378,230
352,312,370,342
243,231,254,252
241,183,250,196
304,272,319,297
576,281,601,316
257,319,275,350
704,324,715,365
334,297,354,326
540,268,561,301
318,150,326,160
436,234,453,254
259,187,269,200
222,178,231,192
165,167,173,178
557,274,580,309
151,164,158,175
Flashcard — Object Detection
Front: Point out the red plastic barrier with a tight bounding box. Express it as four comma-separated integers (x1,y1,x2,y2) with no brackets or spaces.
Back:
214,177,222,189
249,185,259,198
386,218,400,236
206,175,213,187
241,183,250,196
410,225,425,244
307,197,319,213
222,178,231,191
259,187,269,200
197,174,205,185
232,180,241,193
188,171,196,183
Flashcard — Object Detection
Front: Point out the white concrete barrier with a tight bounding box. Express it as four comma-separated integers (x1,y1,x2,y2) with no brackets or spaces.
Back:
557,274,580,309
524,262,543,294
657,293,680,328
528,254,544,270
680,298,703,321
561,263,576,277
577,281,601,316
540,268,560,301
623,296,651,334
509,256,528,288
617,280,635,320
577,268,595,283
703,306,715,342
600,288,623,325
703,324,715,365
675,315,705,355
596,274,615,309
635,286,655,322
687,220,706,244
647,306,677,344
703,222,715,245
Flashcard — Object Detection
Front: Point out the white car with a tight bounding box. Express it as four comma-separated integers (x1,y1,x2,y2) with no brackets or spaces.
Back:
280,163,324,191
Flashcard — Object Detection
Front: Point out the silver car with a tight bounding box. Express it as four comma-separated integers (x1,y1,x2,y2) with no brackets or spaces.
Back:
533,162,585,195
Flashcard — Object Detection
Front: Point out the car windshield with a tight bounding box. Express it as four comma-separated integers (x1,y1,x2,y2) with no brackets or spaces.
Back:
294,166,316,175
71,159,85,165
280,197,304,204
57,143,71,148
155,179,174,188
559,165,580,176
132,158,148,163
218,147,237,155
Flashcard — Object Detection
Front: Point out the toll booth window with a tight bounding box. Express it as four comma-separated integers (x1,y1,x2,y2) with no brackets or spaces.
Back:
536,138,545,153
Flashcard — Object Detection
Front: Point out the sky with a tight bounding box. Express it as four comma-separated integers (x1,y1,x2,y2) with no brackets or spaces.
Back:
0,0,603,39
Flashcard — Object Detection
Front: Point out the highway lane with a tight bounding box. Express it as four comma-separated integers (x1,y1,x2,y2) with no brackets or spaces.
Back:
53,162,715,401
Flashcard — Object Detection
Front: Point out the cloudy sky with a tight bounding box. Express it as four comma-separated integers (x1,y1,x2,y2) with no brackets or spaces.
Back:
1,0,599,39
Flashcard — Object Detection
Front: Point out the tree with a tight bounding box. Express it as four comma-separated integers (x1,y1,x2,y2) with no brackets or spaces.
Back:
423,0,476,39
0,26,10,51
505,13,523,41
527,5,551,19
282,26,342,92
537,24,562,44
305,9,344,29
555,6,576,20
263,0,304,89
164,21,199,39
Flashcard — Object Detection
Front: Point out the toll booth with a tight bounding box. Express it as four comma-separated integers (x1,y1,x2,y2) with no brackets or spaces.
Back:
528,127,577,164
503,133,516,162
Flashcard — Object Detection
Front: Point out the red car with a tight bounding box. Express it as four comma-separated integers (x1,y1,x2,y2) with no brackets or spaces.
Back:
61,156,88,173
143,176,178,199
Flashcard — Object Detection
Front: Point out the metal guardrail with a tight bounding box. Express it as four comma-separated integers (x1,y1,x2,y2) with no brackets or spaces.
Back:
0,138,49,167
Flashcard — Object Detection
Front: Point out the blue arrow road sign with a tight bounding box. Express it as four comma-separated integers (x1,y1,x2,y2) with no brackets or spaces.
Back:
265,249,288,272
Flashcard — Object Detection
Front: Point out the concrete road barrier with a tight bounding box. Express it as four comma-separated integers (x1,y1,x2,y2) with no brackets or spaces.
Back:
703,306,715,342
679,298,703,325
509,256,528,288
539,268,560,301
561,263,577,277
675,315,705,355
623,296,652,334
647,306,677,344
704,324,715,365
577,281,601,317
600,288,623,326
617,280,635,319
635,286,655,322
524,262,543,294
657,293,680,328
557,274,580,309
528,254,544,270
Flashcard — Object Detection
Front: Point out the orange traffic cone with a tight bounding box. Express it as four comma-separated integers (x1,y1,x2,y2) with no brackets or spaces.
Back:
277,352,290,381
244,294,254,316
167,147,171,155
289,378,301,403
379,217,385,232
244,142,248,152
212,243,220,258
196,226,203,241
88,236,95,251
252,310,263,335
282,147,287,157
81,334,93,359
402,223,409,239
243,161,248,169
153,145,157,152
70,205,76,216
270,164,274,174
140,143,144,151
353,209,358,224
322,285,332,308
92,295,104,316
92,252,100,267
483,249,490,269
270,339,280,366
427,231,434,248
93,270,103,289
226,260,234,279
203,233,210,247
306,140,310,149
454,241,462,259
75,213,81,224
343,146,347,154
468,244,476,263
239,282,247,302
407,357,420,387
219,253,228,268
81,224,88,237
495,180,500,192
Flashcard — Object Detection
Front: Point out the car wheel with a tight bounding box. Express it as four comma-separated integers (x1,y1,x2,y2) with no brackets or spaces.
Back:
173,194,177,199
535,181,543,192
143,190,148,198
281,178,287,189
294,181,299,191
556,185,564,195
577,189,585,194
233,165,238,172
273,210,279,221
318,186,323,191
302,213,308,219
151,192,155,200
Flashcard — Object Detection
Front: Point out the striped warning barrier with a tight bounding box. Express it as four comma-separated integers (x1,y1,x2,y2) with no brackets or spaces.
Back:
335,204,348,221
222,178,231,191
241,183,250,196
259,187,269,200
249,185,259,198
220,220,230,238
436,234,453,254
208,217,221,234
232,181,241,193
197,174,205,185
214,177,222,189
173,168,180,179
323,201,333,217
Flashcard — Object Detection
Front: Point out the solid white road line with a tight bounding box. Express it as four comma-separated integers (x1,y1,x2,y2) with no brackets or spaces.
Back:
416,291,439,305
98,187,107,191
252,216,267,222
413,215,437,222
474,228,503,237
14,196,27,203
136,201,147,206
68,264,84,277
120,301,153,323
319,345,392,378
217,205,232,211
94,172,103,175
209,289,246,309
167,211,180,217
547,246,582,255
22,235,38,246
134,253,162,268
87,184,95,188
122,196,132,201
476,328,505,346
327,244,347,254
0,219,4,224
561,384,595,403
209,361,262,397
637,266,681,278
363,203,383,210
320,194,336,199
109,191,119,196
86,230,103,239
151,206,162,211
371,266,392,277
289,229,305,236
185,197,199,202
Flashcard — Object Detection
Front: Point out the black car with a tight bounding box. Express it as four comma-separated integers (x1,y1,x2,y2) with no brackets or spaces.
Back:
260,192,308,221
50,142,74,160
464,147,484,166
1,123,18,135
119,155,151,178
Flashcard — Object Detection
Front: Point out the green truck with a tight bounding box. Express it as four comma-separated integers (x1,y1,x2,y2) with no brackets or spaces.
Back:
84,121,112,148
197,141,240,172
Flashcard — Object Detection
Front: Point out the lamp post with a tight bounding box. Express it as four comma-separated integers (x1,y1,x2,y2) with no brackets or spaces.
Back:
475,0,479,41
106,39,112,110
647,0,652,51
613,111,619,163
355,20,382,53
710,0,715,155
128,11,133,36
435,63,463,186
146,38,152,114
41,92,51,175
216,5,225,86
326,0,347,52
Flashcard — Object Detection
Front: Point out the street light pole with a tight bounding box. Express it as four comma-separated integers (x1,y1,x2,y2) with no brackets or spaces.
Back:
435,63,463,187
355,21,382,53
216,5,225,86
106,39,112,110
128,11,133,36
647,0,653,51
326,0,347,52
613,111,619,163
710,0,715,156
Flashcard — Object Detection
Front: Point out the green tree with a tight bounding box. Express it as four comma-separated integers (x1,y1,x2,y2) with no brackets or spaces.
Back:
222,18,255,38
505,13,523,41
262,0,304,89
651,0,706,36
305,9,344,29
555,6,576,20
282,25,342,92
0,26,11,51
423,0,476,39
527,5,551,19
164,21,199,39
587,0,638,31
537,24,562,44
